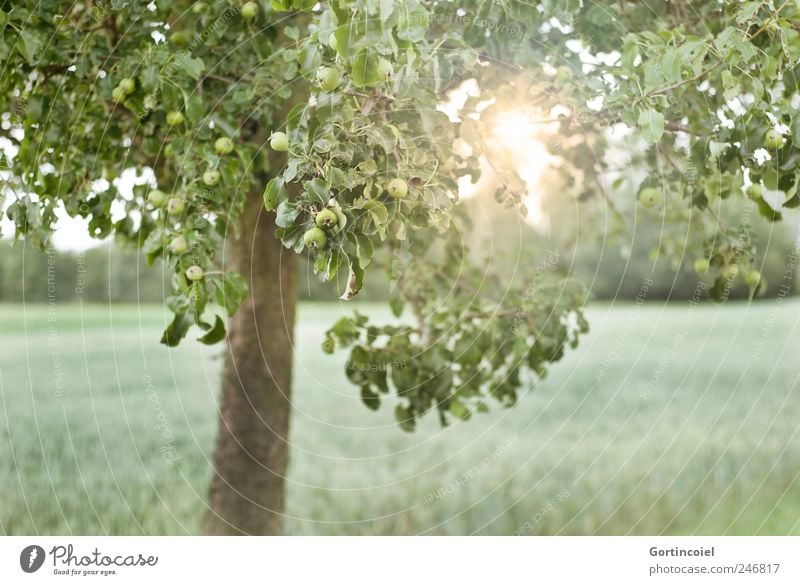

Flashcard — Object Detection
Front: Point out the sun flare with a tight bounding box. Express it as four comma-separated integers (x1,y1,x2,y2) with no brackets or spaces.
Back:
488,110,557,226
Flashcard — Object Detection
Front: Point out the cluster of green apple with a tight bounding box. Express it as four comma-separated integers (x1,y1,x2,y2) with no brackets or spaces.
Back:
314,59,392,91
176,1,258,21
204,136,234,186
146,190,204,284
111,77,136,103
303,201,348,249
693,256,762,288
147,188,185,216
147,190,191,254
313,33,394,95
301,178,408,251
264,108,413,255
143,134,237,285
637,184,764,294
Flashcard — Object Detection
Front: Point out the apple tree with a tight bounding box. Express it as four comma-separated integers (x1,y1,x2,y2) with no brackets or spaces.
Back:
2,0,799,534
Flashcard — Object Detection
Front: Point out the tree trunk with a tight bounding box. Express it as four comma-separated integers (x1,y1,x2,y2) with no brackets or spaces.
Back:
203,190,298,535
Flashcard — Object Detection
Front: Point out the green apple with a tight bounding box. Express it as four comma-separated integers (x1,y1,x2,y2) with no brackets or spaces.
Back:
164,143,174,158
315,208,338,229
745,269,762,287
191,2,206,13
387,178,408,199
169,31,188,46
118,78,135,95
317,66,341,92
270,131,289,152
326,199,348,232
765,129,785,149
203,170,220,186
185,265,205,281
693,258,710,274
169,236,188,255
303,227,328,249
241,1,258,19
111,86,126,103
214,136,234,155
147,189,166,207
166,110,184,126
638,187,660,208
167,197,185,215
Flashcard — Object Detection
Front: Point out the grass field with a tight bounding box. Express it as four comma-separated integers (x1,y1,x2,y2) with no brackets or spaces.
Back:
1,298,799,535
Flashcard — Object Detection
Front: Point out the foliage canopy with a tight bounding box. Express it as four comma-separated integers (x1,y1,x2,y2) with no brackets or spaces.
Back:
2,0,799,427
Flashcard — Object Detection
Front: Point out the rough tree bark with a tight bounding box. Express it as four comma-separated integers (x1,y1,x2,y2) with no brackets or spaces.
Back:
203,186,299,535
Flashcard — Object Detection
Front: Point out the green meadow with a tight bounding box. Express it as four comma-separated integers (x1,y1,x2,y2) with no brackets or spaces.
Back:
1,300,799,535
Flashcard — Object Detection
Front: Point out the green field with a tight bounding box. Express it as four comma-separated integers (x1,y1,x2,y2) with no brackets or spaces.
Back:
1,299,799,535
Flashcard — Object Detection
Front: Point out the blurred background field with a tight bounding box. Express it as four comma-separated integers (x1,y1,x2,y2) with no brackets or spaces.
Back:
1,299,799,536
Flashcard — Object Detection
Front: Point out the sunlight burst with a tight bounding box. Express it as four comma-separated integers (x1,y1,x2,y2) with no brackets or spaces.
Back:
489,110,557,225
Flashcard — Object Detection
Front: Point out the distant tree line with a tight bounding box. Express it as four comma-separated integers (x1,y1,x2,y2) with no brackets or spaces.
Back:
0,240,393,304
2,200,796,305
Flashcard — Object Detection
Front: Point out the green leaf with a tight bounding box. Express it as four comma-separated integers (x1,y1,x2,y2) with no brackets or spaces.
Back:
304,178,329,205
351,50,381,88
198,315,226,344
213,272,249,316
755,196,782,221
141,65,161,91
397,0,429,42
263,178,287,211
340,258,364,300
270,0,291,11
184,94,204,122
709,277,727,303
326,166,347,187
638,108,664,144
357,160,378,176
160,312,191,347
353,233,374,267
313,249,331,274
783,193,800,209
389,295,404,317
380,0,395,23
356,199,389,237
18,30,43,65
449,400,470,420
333,25,352,58
314,248,343,281
736,1,762,24
395,404,415,432
660,48,681,84
141,227,165,266
174,52,205,80
367,125,398,154
720,70,740,102
360,385,381,410
275,200,300,228
329,316,360,342
286,103,307,133
298,42,321,75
